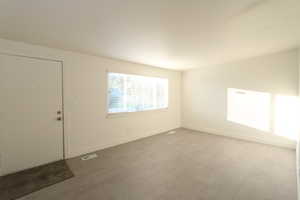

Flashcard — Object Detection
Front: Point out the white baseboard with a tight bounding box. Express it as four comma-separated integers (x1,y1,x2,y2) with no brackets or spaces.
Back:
67,126,181,159
183,126,296,149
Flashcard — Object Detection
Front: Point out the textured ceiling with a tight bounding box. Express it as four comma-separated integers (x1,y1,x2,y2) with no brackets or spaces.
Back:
0,0,299,70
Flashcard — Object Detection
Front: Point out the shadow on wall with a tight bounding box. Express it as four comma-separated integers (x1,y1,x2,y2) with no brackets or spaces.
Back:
227,88,300,140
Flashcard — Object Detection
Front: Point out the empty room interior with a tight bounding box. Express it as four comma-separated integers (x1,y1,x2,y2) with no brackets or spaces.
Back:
0,0,300,200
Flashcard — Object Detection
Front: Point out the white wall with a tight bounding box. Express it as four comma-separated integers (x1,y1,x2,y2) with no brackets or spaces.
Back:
298,50,300,200
182,49,299,148
0,38,181,160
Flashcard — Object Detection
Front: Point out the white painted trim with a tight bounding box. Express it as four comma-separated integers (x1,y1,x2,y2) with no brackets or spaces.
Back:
67,127,181,158
297,140,300,200
183,126,296,149
297,48,300,200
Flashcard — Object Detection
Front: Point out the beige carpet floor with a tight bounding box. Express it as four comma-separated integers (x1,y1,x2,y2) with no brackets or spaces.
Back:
19,128,297,200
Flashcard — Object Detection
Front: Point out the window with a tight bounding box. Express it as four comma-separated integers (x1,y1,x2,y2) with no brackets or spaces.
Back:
108,72,168,114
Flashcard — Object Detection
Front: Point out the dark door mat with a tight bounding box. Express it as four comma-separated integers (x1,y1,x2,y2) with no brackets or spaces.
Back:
0,160,74,200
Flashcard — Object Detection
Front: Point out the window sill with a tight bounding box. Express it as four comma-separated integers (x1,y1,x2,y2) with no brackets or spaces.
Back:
106,108,169,119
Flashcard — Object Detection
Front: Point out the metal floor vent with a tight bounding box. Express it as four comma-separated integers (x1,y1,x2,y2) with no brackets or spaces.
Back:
81,153,98,161
166,130,176,135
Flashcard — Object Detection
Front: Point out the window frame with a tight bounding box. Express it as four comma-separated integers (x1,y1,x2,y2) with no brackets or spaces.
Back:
106,71,169,117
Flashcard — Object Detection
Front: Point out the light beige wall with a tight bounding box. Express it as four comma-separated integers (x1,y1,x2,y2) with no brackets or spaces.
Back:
182,49,299,148
0,38,181,159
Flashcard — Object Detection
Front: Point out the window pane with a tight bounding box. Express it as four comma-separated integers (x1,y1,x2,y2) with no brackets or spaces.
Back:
108,73,168,113
108,73,125,113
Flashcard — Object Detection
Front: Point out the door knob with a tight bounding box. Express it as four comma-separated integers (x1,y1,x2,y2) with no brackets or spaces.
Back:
57,117,62,121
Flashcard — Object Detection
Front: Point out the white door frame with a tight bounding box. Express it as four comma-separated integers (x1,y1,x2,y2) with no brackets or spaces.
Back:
0,52,66,160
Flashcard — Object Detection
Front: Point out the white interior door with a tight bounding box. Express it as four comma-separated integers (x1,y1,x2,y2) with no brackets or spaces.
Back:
0,54,64,176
